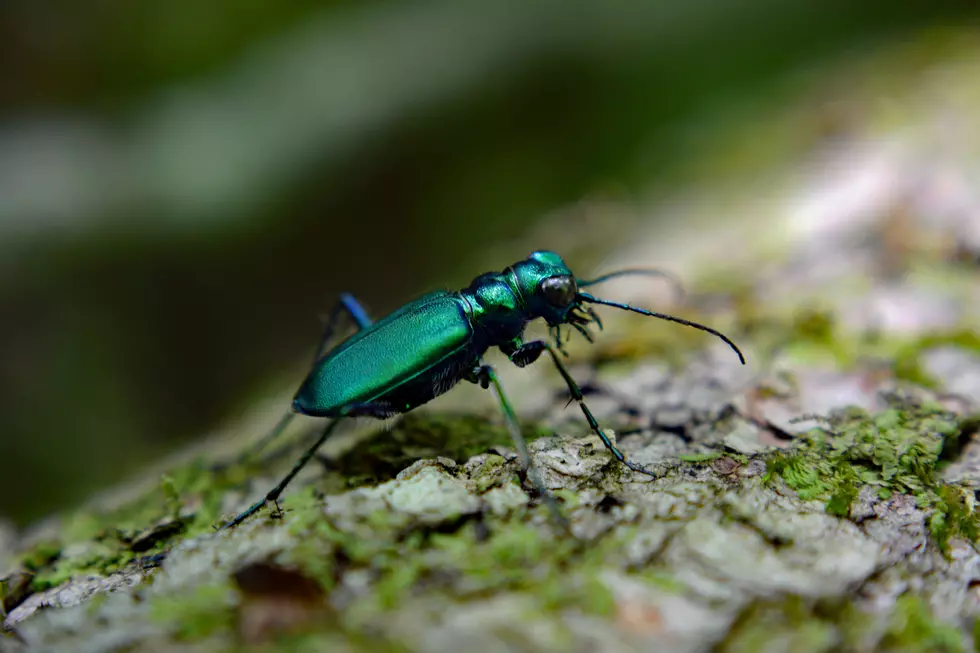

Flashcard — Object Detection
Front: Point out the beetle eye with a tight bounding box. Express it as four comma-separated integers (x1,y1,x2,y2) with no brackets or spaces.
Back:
539,275,577,307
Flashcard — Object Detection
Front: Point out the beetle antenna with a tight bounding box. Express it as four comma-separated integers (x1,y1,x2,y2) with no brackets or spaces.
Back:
577,268,685,304
577,292,745,364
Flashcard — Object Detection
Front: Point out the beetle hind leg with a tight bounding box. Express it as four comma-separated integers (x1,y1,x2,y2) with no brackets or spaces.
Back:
313,293,373,362
220,415,348,529
220,396,410,529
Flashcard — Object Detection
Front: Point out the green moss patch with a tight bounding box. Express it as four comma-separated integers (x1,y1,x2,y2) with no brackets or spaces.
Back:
277,505,662,633
763,397,976,551
149,582,237,641
880,594,965,653
719,595,859,653
5,412,550,602
720,593,964,653
10,454,261,594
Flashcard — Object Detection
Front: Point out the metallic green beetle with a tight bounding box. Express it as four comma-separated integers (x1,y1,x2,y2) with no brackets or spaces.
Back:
223,250,745,528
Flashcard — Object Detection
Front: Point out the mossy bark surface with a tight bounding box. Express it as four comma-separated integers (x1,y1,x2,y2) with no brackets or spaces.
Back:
4,35,980,653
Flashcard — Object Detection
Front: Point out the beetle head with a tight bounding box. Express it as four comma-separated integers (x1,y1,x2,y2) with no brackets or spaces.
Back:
511,251,584,327
510,250,746,364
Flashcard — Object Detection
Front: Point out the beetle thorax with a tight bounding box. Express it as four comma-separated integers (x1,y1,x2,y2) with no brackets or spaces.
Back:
460,270,528,344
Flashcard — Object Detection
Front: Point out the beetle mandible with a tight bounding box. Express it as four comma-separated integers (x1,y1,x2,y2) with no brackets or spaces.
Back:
222,250,745,528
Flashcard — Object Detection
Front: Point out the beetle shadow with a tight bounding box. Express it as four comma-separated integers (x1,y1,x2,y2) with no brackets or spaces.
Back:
309,412,543,494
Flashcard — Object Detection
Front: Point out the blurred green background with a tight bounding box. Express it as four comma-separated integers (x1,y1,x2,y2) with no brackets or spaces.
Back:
1,0,977,525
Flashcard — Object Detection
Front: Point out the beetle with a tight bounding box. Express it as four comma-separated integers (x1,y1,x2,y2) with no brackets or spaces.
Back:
222,250,744,528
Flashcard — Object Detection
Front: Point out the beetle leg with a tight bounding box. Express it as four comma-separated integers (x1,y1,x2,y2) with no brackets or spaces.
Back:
541,344,658,480
220,397,402,529
221,414,348,529
477,364,567,528
314,292,374,363
551,326,571,357
549,325,561,352
465,366,492,389
507,340,546,368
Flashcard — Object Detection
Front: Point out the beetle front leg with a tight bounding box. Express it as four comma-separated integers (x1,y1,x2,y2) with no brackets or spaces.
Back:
540,344,657,480
503,339,547,368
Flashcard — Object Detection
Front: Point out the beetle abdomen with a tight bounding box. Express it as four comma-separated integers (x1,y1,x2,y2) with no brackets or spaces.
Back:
373,342,482,414
293,292,475,416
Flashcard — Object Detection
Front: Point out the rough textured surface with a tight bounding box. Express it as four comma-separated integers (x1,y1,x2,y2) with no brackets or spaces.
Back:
4,34,980,653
